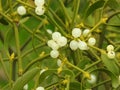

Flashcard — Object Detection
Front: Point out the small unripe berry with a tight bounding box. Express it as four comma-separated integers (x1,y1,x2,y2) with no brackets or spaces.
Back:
78,40,88,50
46,29,52,34
107,51,115,59
35,6,45,16
36,86,44,90
57,59,62,67
87,74,96,84
17,6,26,15
50,50,59,58
106,45,114,51
47,40,59,50
23,84,28,90
57,36,67,47
52,32,61,41
88,37,96,46
72,28,82,38
69,40,78,50
34,0,45,6
83,29,91,37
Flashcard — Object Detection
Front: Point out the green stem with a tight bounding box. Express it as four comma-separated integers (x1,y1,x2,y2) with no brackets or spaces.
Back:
13,23,22,76
23,54,50,73
66,60,86,73
46,12,67,36
10,61,13,88
48,8,68,31
91,79,111,89
58,0,71,23
16,0,35,9
8,0,13,13
0,54,10,81
71,0,80,28
20,23,45,42
0,0,2,11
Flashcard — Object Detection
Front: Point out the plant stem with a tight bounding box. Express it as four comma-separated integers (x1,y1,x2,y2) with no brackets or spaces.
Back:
71,0,80,28
23,54,50,73
58,0,71,23
0,54,10,81
13,23,23,76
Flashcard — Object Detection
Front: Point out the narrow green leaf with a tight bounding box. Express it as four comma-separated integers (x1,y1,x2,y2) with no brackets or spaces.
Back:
107,0,120,10
69,81,82,90
84,0,105,19
92,68,119,88
101,54,119,76
12,67,40,90
39,69,57,84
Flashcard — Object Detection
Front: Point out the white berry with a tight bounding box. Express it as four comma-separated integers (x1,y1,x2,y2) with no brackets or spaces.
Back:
17,6,26,15
34,0,45,6
106,45,114,51
88,37,96,46
69,40,78,50
87,74,96,84
36,86,44,90
57,36,67,47
47,40,59,50
72,28,82,38
57,59,62,67
52,32,61,41
83,29,91,37
23,84,28,90
46,29,53,34
50,50,59,58
35,6,45,16
107,51,115,59
78,40,88,50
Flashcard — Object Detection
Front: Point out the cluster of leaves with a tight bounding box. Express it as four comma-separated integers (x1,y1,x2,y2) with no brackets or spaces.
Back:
0,0,120,90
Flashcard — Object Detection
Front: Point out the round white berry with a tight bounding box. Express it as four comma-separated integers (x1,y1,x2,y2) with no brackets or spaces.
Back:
17,6,26,15
46,29,52,34
35,6,45,16
107,51,115,59
50,50,59,58
47,40,59,50
88,37,96,46
52,32,61,41
34,0,45,6
83,29,91,37
23,84,28,90
69,40,78,50
36,86,44,90
57,36,67,47
106,45,114,51
57,59,62,67
72,28,82,38
87,74,96,84
78,40,88,50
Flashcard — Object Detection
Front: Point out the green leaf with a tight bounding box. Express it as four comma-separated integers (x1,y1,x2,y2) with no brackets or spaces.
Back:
84,0,105,19
101,54,120,76
92,68,119,88
69,81,82,90
12,67,40,90
107,0,120,10
39,69,57,84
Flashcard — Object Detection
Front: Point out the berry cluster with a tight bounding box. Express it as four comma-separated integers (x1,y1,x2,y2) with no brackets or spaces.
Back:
106,45,115,59
34,0,45,15
47,32,67,58
17,0,45,16
70,28,96,51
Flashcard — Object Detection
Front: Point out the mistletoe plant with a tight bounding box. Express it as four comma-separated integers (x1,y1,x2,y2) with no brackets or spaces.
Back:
0,0,120,90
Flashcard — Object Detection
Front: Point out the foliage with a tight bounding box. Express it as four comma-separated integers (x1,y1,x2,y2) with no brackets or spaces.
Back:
0,0,120,90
